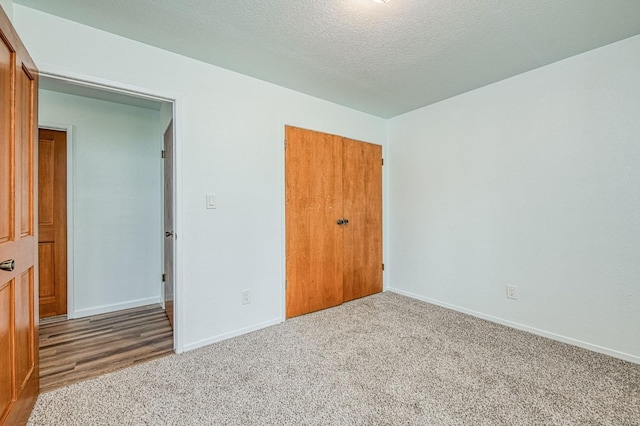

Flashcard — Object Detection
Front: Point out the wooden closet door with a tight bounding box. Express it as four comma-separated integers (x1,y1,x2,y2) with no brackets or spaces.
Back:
342,138,383,301
285,126,344,318
0,6,39,424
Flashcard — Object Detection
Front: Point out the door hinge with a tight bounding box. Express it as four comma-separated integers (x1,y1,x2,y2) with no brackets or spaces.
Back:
284,139,287,150
285,280,288,290
162,150,166,159
162,273,166,282
381,158,384,166
382,263,385,271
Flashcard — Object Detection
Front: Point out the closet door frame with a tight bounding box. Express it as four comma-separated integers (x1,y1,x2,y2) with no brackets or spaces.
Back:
284,125,383,319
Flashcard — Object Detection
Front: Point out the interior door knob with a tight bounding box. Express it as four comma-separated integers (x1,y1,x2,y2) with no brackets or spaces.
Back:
336,219,345,225
165,231,174,237
0,259,15,272
343,219,349,224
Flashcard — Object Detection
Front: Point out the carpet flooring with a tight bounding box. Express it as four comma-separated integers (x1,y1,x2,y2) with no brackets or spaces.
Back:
28,292,640,425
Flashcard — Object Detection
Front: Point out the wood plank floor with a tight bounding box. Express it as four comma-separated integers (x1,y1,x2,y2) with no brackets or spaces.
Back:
39,304,174,393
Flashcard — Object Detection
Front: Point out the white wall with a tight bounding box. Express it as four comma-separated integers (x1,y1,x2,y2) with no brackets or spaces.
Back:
388,35,640,362
39,89,163,317
0,0,12,21
13,5,387,351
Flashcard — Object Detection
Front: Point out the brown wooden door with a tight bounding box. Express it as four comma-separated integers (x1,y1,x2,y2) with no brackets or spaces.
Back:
38,129,67,318
285,126,344,318
163,121,174,328
285,126,382,319
342,138,383,302
0,6,40,425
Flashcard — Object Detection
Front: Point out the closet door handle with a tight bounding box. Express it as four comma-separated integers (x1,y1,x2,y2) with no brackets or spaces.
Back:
336,219,345,225
0,259,15,272
343,219,349,225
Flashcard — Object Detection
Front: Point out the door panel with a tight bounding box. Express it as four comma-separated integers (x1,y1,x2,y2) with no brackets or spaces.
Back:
163,121,174,328
285,126,344,318
0,6,40,424
38,137,55,226
15,269,35,389
18,66,34,238
38,129,67,317
38,243,55,297
0,281,12,420
0,36,10,245
343,138,383,301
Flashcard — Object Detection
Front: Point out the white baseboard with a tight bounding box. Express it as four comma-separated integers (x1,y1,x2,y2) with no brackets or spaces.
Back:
387,287,640,365
71,296,162,319
183,317,283,352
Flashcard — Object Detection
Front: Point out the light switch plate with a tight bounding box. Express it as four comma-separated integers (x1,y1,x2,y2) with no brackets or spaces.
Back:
206,194,217,209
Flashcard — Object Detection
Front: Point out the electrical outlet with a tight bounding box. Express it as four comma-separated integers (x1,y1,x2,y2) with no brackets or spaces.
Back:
506,285,517,300
242,290,251,305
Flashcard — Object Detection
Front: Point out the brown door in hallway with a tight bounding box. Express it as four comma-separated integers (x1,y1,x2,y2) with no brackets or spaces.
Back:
0,6,40,424
38,129,67,318
285,126,382,319
163,120,174,328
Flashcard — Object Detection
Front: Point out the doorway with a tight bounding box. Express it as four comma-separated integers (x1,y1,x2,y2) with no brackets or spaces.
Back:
38,86,171,319
35,75,180,388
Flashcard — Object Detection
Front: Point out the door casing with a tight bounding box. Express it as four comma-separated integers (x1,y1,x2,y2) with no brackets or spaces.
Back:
37,71,184,353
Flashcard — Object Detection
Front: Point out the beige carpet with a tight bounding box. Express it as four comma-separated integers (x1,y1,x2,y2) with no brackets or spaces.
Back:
29,292,639,425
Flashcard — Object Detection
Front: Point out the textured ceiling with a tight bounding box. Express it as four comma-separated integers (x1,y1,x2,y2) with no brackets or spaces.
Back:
14,0,640,118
